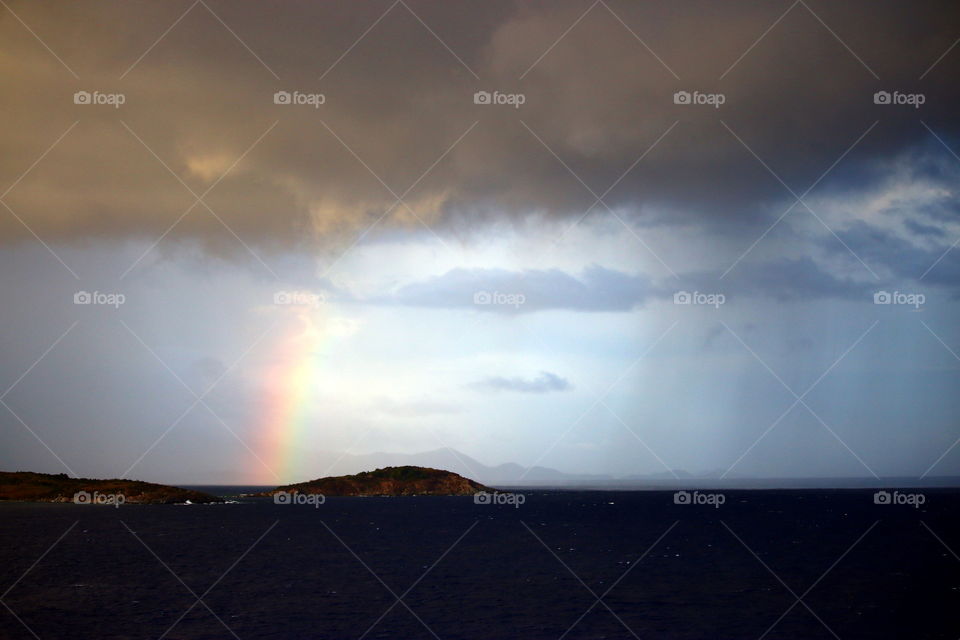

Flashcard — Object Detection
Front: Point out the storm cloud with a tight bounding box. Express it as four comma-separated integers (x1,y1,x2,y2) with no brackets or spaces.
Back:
1,0,959,253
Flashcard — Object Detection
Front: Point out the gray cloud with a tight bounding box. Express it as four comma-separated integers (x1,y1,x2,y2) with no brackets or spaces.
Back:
387,264,652,312
471,371,572,394
383,256,878,313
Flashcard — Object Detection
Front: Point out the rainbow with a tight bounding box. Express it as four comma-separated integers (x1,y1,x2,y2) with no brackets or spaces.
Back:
262,310,325,482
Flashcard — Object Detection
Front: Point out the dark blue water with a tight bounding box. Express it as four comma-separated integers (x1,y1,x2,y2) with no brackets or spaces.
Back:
1,490,957,639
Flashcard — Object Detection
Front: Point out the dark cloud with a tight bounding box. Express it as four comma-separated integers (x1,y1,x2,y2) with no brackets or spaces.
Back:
710,257,873,301
833,221,960,290
1,0,959,253
471,371,572,394
904,219,947,238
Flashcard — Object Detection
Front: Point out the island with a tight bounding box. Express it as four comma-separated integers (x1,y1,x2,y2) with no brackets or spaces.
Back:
256,465,492,497
0,471,224,504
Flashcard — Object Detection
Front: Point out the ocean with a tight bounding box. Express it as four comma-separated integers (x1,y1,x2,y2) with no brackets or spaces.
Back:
1,489,956,639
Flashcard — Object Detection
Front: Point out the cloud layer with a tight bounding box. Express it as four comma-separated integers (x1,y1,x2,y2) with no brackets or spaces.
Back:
1,0,959,253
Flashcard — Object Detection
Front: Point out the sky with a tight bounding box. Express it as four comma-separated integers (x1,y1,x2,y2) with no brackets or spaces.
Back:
1,0,959,484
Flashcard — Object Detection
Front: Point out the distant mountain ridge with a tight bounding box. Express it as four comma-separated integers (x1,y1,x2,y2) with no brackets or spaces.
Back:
192,448,722,486
284,448,716,487
320,448,613,486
